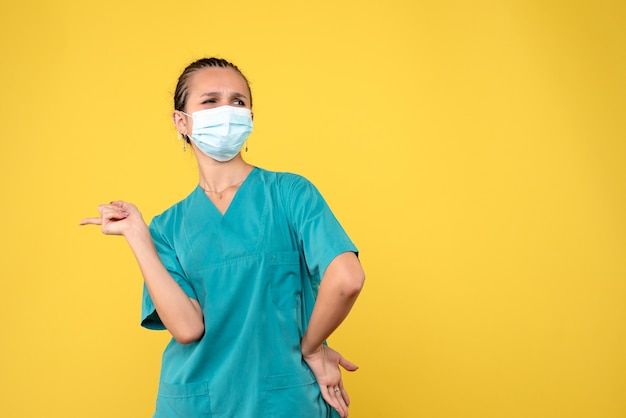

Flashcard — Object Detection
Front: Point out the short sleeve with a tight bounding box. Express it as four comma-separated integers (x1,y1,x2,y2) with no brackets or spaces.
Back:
140,216,199,330
285,175,358,282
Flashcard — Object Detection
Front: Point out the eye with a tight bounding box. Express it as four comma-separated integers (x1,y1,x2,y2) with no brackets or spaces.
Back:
233,99,245,106
202,99,217,104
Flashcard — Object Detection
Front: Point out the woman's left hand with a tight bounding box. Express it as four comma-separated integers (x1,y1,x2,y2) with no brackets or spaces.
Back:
302,345,358,418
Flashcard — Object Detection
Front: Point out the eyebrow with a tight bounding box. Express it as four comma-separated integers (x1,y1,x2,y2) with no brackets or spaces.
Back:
200,91,249,99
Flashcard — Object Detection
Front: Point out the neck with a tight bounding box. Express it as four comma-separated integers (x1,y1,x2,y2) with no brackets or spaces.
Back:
196,153,253,191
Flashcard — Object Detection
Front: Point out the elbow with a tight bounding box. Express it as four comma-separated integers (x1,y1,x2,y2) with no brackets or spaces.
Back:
342,269,365,298
331,252,365,298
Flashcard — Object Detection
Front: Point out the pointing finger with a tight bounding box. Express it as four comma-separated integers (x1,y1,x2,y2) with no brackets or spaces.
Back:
79,217,102,226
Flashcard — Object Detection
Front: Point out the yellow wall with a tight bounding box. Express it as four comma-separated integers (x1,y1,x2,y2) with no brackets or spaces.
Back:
1,1,625,417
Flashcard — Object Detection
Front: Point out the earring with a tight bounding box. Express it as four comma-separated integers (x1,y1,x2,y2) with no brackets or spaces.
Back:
178,132,186,152
245,141,249,152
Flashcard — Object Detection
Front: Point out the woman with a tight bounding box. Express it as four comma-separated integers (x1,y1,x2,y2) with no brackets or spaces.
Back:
81,57,365,418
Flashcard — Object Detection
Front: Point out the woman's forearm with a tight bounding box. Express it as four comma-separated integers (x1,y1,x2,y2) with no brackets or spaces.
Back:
125,224,205,344
301,252,365,356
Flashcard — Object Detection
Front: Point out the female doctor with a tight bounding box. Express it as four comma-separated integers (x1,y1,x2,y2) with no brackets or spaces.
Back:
80,57,365,418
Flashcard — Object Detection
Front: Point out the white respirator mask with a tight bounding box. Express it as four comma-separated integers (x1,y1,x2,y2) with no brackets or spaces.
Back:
182,105,253,162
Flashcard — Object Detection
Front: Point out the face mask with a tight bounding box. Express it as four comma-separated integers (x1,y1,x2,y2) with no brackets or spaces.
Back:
183,106,253,162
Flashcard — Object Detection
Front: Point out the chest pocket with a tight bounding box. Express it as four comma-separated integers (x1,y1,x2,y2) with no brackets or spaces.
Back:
268,251,302,310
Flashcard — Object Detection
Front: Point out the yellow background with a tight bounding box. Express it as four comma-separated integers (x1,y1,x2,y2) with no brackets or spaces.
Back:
1,1,625,417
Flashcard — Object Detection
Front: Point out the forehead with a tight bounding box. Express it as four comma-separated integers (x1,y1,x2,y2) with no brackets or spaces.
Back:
186,66,249,97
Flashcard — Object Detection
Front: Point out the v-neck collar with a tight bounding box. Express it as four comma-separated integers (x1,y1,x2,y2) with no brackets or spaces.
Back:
196,166,259,219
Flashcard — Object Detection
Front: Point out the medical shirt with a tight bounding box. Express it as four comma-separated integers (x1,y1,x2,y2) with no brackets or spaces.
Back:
141,167,358,418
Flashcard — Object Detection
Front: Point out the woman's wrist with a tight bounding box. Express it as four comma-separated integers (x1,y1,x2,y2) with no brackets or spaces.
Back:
301,338,323,358
123,221,151,247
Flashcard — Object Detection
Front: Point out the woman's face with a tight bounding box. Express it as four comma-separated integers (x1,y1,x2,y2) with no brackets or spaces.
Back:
174,66,252,138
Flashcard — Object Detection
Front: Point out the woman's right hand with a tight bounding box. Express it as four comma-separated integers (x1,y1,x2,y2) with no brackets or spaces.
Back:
302,345,358,417
80,200,145,236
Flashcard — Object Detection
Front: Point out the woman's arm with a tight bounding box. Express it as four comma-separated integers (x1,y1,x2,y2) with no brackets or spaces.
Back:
301,251,365,417
80,201,204,344
301,251,365,355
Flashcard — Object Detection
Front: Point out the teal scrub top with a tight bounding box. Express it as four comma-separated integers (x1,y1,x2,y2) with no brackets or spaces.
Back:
141,167,358,418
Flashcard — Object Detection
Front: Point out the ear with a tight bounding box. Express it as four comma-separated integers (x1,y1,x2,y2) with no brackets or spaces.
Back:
250,111,254,121
172,111,190,136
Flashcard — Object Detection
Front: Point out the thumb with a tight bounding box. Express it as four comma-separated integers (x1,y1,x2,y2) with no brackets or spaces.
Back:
339,356,359,372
